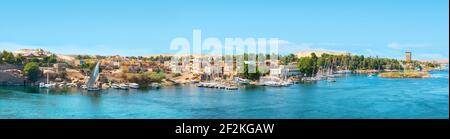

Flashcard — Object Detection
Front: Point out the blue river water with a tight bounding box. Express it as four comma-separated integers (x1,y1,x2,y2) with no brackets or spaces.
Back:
0,70,448,119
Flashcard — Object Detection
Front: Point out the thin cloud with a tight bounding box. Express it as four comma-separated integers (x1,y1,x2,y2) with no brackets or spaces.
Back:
317,42,340,46
0,42,123,56
387,42,430,50
0,42,46,52
416,53,448,60
278,40,352,54
277,39,292,45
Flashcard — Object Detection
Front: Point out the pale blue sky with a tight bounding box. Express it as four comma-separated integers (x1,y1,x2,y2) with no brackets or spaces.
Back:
0,0,448,60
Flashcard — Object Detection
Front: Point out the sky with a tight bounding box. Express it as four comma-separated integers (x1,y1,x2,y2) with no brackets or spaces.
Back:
0,0,448,60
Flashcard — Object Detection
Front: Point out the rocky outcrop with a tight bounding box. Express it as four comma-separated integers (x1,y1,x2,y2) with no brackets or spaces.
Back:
0,72,26,86
379,71,431,78
0,64,23,70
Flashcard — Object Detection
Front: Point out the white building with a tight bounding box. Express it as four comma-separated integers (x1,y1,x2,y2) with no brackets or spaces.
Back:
191,58,203,74
270,65,300,79
170,65,184,73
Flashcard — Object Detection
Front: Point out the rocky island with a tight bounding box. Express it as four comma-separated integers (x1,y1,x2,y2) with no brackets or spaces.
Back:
379,71,431,78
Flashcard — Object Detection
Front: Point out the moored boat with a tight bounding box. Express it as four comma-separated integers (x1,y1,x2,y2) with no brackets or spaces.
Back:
111,83,120,89
39,82,45,88
85,62,101,91
81,85,88,89
334,70,352,74
87,87,100,91
225,86,238,90
265,81,282,87
327,77,336,82
39,72,54,88
119,84,129,90
129,83,139,89
150,82,161,89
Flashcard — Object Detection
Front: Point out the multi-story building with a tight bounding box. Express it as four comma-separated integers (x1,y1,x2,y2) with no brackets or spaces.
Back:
270,65,301,79
191,57,203,74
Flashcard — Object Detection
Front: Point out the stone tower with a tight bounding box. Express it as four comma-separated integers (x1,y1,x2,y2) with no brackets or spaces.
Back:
405,52,412,62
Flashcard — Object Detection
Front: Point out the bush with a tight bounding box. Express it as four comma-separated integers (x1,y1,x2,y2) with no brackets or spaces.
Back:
146,72,166,82
126,72,166,84
24,62,41,83
171,73,181,77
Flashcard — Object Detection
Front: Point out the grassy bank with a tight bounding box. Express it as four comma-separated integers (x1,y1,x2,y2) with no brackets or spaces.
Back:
379,71,430,78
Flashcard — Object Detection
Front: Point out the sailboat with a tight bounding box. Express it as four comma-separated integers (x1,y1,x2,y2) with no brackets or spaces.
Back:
85,62,101,91
39,72,54,88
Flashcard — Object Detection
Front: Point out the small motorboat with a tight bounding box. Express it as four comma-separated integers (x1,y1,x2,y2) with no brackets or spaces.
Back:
111,83,120,89
58,83,65,88
87,87,101,91
217,84,226,89
265,81,282,87
119,84,129,90
196,83,204,87
225,86,238,90
302,77,320,82
327,78,336,82
150,82,161,89
40,73,54,88
39,82,45,88
235,77,249,85
81,85,88,89
39,83,54,88
129,83,139,89
191,80,199,83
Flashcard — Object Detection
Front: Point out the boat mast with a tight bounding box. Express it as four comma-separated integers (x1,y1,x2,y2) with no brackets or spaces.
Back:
86,61,100,88
46,72,49,84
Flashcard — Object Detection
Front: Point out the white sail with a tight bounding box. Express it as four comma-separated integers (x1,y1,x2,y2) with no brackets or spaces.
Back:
86,62,100,89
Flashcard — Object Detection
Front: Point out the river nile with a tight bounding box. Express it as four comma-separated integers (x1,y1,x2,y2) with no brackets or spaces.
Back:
0,70,448,119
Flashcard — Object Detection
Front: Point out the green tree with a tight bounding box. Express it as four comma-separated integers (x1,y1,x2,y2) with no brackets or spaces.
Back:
298,57,313,76
76,55,82,60
49,54,57,63
239,63,261,80
31,57,40,63
2,50,15,64
24,62,41,84
15,54,25,65
80,62,97,75
43,56,50,63
58,71,67,79
0,52,3,64
297,53,318,77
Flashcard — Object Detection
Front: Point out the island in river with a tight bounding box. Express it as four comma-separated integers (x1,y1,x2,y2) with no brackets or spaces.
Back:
379,71,431,78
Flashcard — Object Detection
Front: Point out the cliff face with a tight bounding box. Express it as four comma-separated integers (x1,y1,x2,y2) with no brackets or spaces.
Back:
0,72,26,86
0,64,27,86
0,64,23,70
